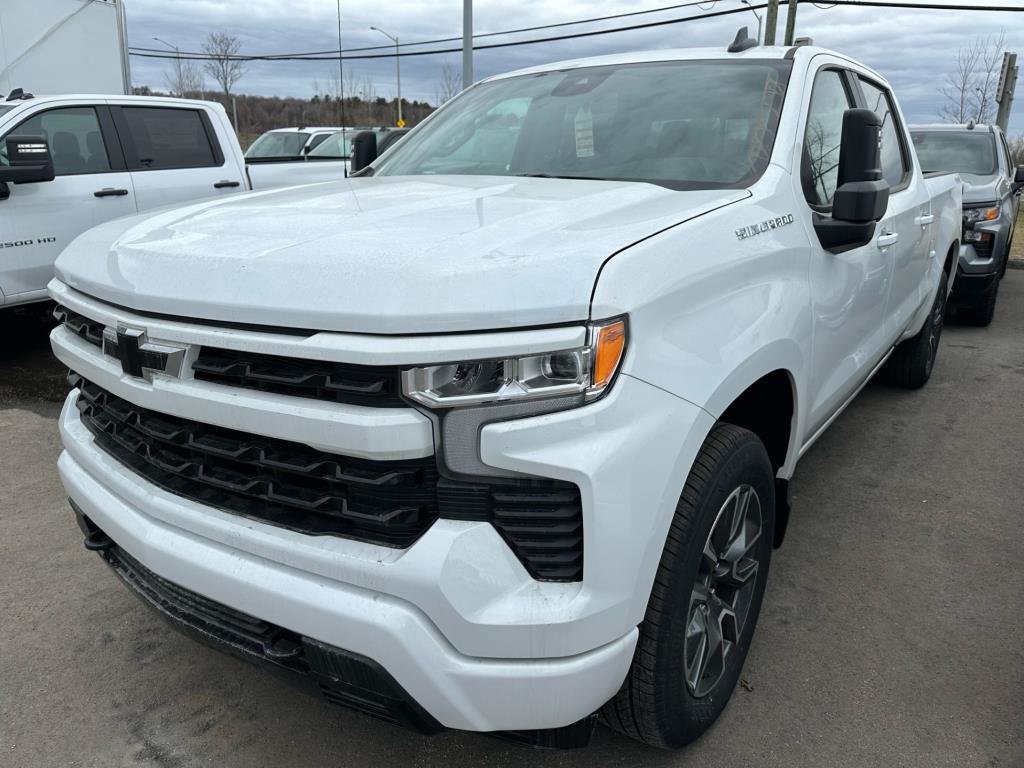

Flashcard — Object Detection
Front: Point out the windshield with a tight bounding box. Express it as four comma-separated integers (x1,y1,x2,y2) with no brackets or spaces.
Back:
245,131,310,159
308,130,355,159
911,131,997,176
373,60,791,190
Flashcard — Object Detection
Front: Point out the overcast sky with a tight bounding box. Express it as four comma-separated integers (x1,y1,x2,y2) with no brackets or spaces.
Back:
124,0,1024,133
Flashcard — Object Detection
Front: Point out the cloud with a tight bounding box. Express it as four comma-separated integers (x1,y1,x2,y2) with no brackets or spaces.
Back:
125,0,1024,132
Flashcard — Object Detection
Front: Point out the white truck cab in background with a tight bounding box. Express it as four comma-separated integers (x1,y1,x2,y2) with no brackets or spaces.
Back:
0,94,351,309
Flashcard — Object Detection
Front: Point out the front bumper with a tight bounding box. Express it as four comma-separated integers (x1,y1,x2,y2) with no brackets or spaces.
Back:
58,366,712,732
958,217,1009,277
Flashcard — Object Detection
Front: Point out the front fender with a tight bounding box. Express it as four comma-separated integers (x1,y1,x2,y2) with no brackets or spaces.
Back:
591,178,812,477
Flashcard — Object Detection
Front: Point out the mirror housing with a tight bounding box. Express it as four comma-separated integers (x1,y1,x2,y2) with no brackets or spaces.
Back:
1013,165,1024,194
0,135,55,184
813,109,890,254
350,131,378,174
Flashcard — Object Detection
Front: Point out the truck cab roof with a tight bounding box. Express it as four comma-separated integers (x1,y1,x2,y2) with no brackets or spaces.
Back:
486,43,888,85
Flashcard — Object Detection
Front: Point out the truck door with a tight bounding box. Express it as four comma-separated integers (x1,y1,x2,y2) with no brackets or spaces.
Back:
110,105,246,211
855,76,934,336
798,67,896,435
0,105,136,303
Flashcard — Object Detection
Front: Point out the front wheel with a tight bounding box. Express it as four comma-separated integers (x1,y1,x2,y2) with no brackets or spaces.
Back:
602,424,774,749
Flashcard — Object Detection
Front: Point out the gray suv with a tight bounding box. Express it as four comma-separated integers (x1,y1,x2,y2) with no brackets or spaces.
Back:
910,123,1024,326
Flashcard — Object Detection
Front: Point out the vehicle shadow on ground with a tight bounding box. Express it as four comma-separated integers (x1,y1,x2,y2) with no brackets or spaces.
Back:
0,303,67,414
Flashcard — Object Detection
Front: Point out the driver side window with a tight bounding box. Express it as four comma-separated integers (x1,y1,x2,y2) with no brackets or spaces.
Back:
802,70,854,208
1,107,110,175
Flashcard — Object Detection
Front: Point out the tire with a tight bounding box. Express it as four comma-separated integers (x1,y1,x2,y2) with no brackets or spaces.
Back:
959,274,999,327
602,424,774,749
883,269,948,388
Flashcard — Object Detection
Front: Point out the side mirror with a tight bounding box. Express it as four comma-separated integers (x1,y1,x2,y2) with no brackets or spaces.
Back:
1013,165,1024,194
0,135,55,184
813,109,890,254
350,131,378,174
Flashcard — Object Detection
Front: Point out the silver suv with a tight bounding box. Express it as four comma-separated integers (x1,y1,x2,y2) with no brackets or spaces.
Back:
911,123,1024,326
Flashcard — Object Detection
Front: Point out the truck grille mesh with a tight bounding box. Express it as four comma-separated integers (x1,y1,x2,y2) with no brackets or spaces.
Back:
192,348,405,407
54,304,104,348
74,378,583,580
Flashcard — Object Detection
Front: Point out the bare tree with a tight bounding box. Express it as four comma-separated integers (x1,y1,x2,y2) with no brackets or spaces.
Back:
1008,134,1024,165
165,58,204,98
938,32,1007,124
435,62,461,106
202,32,246,101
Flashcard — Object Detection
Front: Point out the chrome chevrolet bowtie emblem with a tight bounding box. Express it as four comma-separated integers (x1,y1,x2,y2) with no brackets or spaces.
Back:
102,326,185,381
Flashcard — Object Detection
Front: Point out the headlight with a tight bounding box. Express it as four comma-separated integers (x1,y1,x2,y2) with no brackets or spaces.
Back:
402,317,627,408
963,205,1000,225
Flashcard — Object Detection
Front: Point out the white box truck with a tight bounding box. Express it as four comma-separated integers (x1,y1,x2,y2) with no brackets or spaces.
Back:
0,0,131,97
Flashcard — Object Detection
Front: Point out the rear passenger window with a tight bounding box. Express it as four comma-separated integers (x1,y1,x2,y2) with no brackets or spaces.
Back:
858,78,909,189
120,107,218,170
802,70,854,207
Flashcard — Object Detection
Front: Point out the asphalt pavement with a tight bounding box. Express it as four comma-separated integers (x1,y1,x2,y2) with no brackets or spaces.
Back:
1,276,1022,767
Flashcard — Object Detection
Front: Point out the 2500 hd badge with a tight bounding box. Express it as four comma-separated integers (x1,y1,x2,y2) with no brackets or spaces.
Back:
1,236,57,249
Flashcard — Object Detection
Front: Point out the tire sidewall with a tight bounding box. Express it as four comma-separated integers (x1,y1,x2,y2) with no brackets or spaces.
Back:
655,434,775,746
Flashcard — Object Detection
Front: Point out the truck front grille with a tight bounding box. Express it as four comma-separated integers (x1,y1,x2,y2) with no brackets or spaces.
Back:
54,304,104,348
74,378,583,580
192,348,405,407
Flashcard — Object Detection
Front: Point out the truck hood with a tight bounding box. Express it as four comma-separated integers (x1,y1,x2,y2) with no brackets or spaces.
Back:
55,175,747,334
961,176,1003,205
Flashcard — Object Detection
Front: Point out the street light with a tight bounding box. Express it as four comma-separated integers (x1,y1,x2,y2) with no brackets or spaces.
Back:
153,36,186,97
740,1,763,44
370,26,403,127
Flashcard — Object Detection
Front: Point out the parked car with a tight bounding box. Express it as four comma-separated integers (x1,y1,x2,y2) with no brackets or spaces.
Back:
910,123,1024,325
244,126,345,161
0,94,350,309
49,38,961,750
307,126,409,165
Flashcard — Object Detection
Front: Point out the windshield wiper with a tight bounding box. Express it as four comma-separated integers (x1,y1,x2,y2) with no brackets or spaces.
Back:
513,173,611,181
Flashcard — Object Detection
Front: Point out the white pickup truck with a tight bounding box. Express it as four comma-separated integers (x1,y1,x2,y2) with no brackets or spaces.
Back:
0,93,348,308
49,38,961,750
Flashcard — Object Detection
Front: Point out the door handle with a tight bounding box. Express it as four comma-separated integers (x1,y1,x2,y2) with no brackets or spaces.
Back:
214,180,241,189
876,231,899,248
94,188,129,198
915,214,935,226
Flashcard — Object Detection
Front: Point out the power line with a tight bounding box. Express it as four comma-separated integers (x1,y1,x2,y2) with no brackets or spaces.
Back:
128,0,723,60
128,0,1024,64
130,4,775,63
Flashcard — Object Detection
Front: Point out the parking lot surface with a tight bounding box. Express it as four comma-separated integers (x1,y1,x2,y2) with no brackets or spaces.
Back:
2,276,1023,768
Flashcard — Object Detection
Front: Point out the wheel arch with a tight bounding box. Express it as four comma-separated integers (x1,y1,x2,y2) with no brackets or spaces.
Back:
703,346,804,547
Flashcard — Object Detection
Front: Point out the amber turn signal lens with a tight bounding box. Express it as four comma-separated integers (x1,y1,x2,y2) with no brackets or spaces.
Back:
592,319,627,391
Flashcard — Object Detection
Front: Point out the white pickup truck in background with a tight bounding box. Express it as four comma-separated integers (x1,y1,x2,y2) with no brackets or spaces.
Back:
49,38,962,750
0,93,349,309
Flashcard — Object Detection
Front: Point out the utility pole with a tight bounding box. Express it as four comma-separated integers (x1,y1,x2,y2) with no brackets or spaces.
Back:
462,0,473,90
764,0,780,46
784,0,798,46
995,52,1018,133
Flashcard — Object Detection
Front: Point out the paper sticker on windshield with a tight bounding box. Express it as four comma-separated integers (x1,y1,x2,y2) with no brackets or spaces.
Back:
574,107,594,158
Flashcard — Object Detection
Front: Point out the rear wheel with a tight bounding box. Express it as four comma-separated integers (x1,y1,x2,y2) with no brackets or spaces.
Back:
883,269,948,388
602,424,774,749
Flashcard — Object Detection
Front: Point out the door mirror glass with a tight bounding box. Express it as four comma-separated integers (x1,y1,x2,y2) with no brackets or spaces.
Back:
813,109,891,254
1014,165,1024,192
350,130,378,174
0,135,55,184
